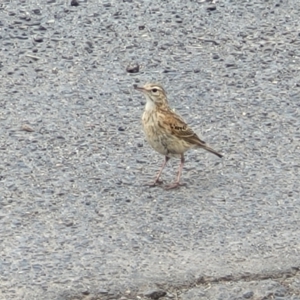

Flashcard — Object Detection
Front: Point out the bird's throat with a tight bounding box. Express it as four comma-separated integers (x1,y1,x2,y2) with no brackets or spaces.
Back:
145,97,156,111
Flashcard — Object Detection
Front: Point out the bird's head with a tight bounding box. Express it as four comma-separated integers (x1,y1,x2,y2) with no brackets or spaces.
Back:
134,83,168,109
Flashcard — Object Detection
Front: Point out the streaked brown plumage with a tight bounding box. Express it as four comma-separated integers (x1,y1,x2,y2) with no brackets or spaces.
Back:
134,83,223,189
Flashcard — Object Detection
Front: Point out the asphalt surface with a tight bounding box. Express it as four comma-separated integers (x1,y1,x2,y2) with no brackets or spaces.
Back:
0,0,300,299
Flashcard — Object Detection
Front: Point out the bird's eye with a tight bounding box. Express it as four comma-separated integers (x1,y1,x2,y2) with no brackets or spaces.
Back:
152,88,158,93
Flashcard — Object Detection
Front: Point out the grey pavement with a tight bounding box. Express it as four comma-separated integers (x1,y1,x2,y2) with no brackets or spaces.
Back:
0,0,300,299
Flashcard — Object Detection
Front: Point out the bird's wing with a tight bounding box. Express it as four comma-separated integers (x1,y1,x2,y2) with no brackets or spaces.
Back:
158,107,207,146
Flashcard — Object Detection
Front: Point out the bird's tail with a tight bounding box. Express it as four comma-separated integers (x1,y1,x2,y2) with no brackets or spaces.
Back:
190,135,223,158
203,145,223,158
201,143,223,158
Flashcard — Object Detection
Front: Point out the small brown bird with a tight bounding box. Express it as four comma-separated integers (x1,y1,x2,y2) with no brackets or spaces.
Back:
134,83,223,189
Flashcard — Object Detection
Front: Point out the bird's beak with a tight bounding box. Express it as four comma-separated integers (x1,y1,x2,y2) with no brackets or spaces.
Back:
133,85,146,93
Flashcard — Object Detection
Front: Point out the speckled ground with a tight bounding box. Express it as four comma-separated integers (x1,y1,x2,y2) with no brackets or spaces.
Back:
0,0,300,299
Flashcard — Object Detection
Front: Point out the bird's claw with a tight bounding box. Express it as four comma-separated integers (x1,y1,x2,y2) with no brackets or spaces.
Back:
144,178,163,187
164,182,186,190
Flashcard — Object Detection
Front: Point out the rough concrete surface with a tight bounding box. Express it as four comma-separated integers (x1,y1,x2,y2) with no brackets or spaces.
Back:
0,0,300,299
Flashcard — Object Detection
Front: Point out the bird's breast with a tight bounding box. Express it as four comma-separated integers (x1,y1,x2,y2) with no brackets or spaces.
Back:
142,110,170,156
142,109,193,157
142,110,160,140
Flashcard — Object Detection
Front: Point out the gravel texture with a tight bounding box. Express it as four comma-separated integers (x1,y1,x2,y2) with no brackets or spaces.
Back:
0,0,300,299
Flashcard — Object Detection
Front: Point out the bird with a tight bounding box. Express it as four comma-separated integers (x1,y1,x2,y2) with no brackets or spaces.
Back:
134,83,223,189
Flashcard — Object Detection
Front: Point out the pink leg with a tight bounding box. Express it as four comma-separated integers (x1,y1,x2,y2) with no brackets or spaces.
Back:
146,156,170,187
165,154,186,190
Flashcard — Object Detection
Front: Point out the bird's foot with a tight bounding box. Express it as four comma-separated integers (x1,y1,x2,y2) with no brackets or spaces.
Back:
144,178,163,187
164,182,186,190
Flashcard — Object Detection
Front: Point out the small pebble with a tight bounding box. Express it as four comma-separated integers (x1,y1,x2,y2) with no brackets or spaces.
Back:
21,124,34,132
126,63,140,73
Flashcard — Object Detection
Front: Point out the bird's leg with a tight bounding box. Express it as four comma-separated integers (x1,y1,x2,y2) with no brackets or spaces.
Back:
165,154,186,190
146,156,170,187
